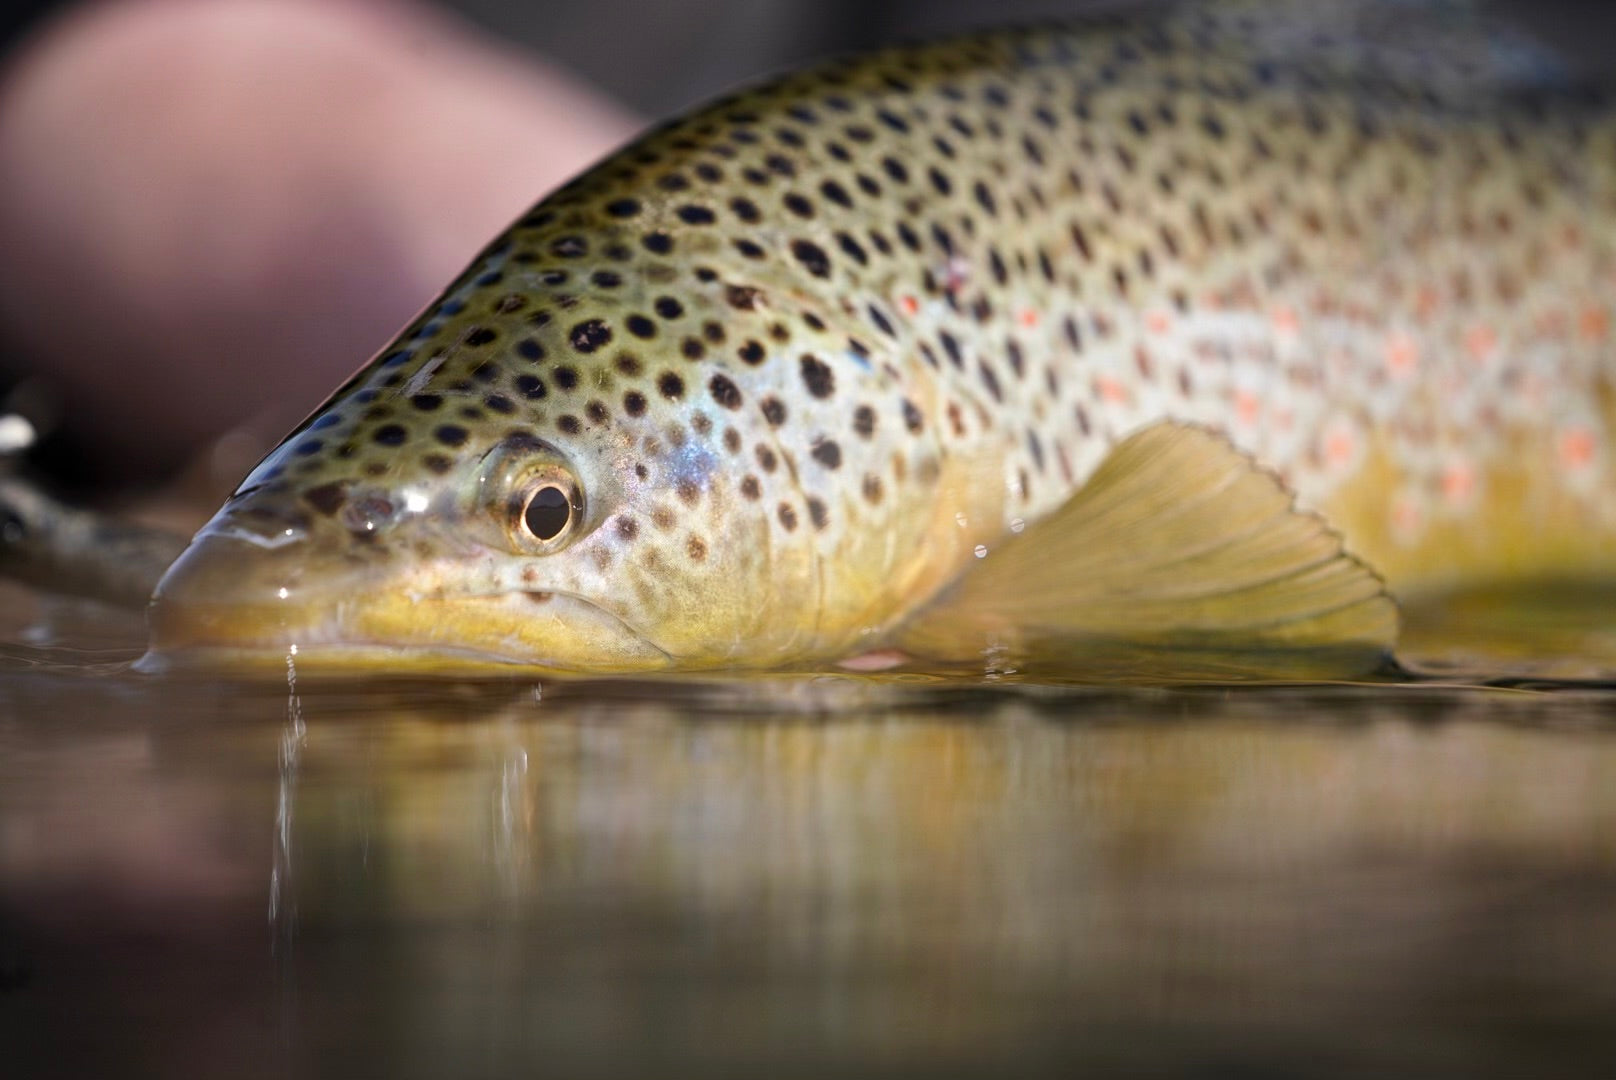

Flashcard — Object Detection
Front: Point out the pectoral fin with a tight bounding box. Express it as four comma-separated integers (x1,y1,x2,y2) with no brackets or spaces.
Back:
896,422,1399,681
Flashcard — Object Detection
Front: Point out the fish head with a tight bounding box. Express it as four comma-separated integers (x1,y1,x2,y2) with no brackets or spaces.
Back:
146,284,812,674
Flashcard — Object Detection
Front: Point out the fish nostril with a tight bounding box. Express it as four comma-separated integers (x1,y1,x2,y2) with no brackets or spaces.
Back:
339,495,398,537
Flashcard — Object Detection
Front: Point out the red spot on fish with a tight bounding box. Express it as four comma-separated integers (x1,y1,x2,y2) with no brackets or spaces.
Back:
1270,305,1299,336
837,649,910,672
1578,306,1609,342
1391,494,1423,539
1441,462,1475,503
1145,311,1171,335
1559,427,1596,470
1018,308,1041,329
1324,428,1356,467
1233,390,1260,426
1383,334,1419,378
899,294,920,317
1464,325,1497,363
1095,376,1129,405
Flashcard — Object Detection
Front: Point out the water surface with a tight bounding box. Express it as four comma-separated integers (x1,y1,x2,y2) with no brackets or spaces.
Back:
3,587,1616,1078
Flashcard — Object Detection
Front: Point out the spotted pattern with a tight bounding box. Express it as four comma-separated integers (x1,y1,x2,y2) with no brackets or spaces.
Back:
215,2,1616,665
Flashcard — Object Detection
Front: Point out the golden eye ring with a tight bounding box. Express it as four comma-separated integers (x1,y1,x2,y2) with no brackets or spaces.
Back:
507,469,584,552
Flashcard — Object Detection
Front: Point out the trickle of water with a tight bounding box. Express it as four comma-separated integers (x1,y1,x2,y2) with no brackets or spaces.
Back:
269,645,305,943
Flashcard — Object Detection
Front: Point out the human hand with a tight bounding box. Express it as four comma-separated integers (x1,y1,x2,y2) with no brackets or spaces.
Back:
0,0,639,484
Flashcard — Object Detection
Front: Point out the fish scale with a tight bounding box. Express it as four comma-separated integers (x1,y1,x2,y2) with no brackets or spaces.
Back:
145,1,1616,674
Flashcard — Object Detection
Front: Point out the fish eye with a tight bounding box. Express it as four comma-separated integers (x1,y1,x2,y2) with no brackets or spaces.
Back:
523,485,572,541
508,467,584,551
479,434,588,553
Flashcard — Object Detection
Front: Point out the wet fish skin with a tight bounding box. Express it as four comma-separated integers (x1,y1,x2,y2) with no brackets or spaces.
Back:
147,2,1615,673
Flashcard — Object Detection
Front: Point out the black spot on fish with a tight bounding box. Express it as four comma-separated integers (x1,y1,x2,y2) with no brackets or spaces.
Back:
569,320,612,353
799,354,834,398
709,374,743,410
303,482,347,515
902,400,923,433
790,239,831,278
853,405,876,438
836,232,868,265
725,285,762,311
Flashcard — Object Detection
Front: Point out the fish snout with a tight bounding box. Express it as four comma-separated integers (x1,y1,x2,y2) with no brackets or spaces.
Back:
144,526,319,659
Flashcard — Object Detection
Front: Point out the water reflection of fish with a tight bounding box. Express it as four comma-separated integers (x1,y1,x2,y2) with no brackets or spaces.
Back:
146,2,1615,677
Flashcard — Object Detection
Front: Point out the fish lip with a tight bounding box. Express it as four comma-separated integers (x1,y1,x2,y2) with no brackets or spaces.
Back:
148,588,674,672
486,586,677,665
147,541,676,672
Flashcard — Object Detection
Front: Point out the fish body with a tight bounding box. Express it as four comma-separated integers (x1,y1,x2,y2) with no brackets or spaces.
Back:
148,2,1616,675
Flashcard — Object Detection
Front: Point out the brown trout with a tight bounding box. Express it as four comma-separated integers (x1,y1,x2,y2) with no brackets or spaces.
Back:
145,2,1616,677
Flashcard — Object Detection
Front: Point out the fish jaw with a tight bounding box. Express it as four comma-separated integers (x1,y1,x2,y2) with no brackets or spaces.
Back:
142,528,675,675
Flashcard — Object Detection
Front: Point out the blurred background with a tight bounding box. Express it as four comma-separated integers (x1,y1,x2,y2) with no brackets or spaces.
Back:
1,0,1613,494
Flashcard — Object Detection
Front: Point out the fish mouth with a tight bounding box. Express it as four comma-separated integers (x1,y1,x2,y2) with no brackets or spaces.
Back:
141,533,673,675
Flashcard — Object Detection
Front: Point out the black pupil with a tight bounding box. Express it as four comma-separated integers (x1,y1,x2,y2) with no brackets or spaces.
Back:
524,486,571,541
